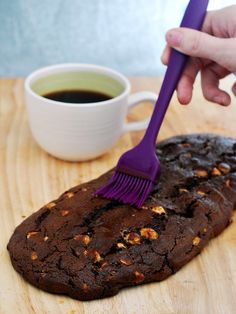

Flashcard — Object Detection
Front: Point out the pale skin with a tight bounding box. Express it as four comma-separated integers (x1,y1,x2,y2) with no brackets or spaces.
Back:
161,5,236,106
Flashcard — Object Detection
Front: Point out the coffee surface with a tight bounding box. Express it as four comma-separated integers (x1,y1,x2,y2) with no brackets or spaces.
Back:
43,90,112,103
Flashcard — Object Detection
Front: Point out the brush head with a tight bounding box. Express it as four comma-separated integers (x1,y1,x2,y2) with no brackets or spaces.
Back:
96,171,155,208
96,145,160,207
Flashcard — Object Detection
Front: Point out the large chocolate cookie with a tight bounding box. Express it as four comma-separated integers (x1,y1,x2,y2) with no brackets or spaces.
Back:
7,134,236,301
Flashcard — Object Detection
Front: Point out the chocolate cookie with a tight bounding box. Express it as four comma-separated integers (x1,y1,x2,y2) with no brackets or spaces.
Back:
7,134,236,301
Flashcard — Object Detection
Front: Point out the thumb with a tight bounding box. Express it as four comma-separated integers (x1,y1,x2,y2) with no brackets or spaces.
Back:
166,28,236,72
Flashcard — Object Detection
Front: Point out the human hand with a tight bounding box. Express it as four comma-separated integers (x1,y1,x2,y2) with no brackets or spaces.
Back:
161,5,236,106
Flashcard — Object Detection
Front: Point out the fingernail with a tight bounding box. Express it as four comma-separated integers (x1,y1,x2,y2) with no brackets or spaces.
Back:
166,30,183,47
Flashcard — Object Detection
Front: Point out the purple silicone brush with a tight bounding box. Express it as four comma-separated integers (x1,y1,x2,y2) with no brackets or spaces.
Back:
96,0,209,207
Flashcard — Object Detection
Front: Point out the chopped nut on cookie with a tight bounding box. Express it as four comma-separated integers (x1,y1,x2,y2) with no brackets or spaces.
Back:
31,251,38,261
212,167,221,176
46,202,56,209
218,163,231,174
180,142,191,148
195,169,208,178
151,206,166,215
26,231,39,239
83,283,89,292
117,242,127,249
192,236,201,246
100,261,108,269
74,234,91,245
120,258,133,266
140,228,158,240
134,271,145,283
124,232,141,245
61,209,70,216
65,192,74,198
179,188,188,193
197,190,206,196
84,249,102,263
94,251,102,263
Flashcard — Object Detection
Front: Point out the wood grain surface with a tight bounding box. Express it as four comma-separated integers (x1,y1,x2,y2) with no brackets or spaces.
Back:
0,77,236,314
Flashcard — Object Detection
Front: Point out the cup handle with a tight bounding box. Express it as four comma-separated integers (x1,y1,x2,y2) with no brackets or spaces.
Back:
122,91,157,134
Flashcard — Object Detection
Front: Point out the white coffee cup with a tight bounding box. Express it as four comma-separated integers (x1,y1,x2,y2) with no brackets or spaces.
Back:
25,63,157,161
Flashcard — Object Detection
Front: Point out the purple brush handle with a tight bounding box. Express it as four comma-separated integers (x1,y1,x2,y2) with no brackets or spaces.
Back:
143,0,209,147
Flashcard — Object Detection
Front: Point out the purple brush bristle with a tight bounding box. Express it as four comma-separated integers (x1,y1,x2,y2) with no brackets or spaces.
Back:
96,0,209,207
96,172,155,208
96,143,161,207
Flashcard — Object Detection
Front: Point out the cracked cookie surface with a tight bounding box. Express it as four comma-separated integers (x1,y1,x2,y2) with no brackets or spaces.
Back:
7,134,236,301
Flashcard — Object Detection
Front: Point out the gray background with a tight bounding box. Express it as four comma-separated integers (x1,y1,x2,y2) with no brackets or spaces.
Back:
0,0,235,76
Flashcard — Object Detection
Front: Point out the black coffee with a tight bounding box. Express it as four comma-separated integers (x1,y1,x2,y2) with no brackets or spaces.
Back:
43,90,112,103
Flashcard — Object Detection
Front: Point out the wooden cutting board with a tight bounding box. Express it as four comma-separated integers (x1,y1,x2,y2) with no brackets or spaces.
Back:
0,77,236,314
